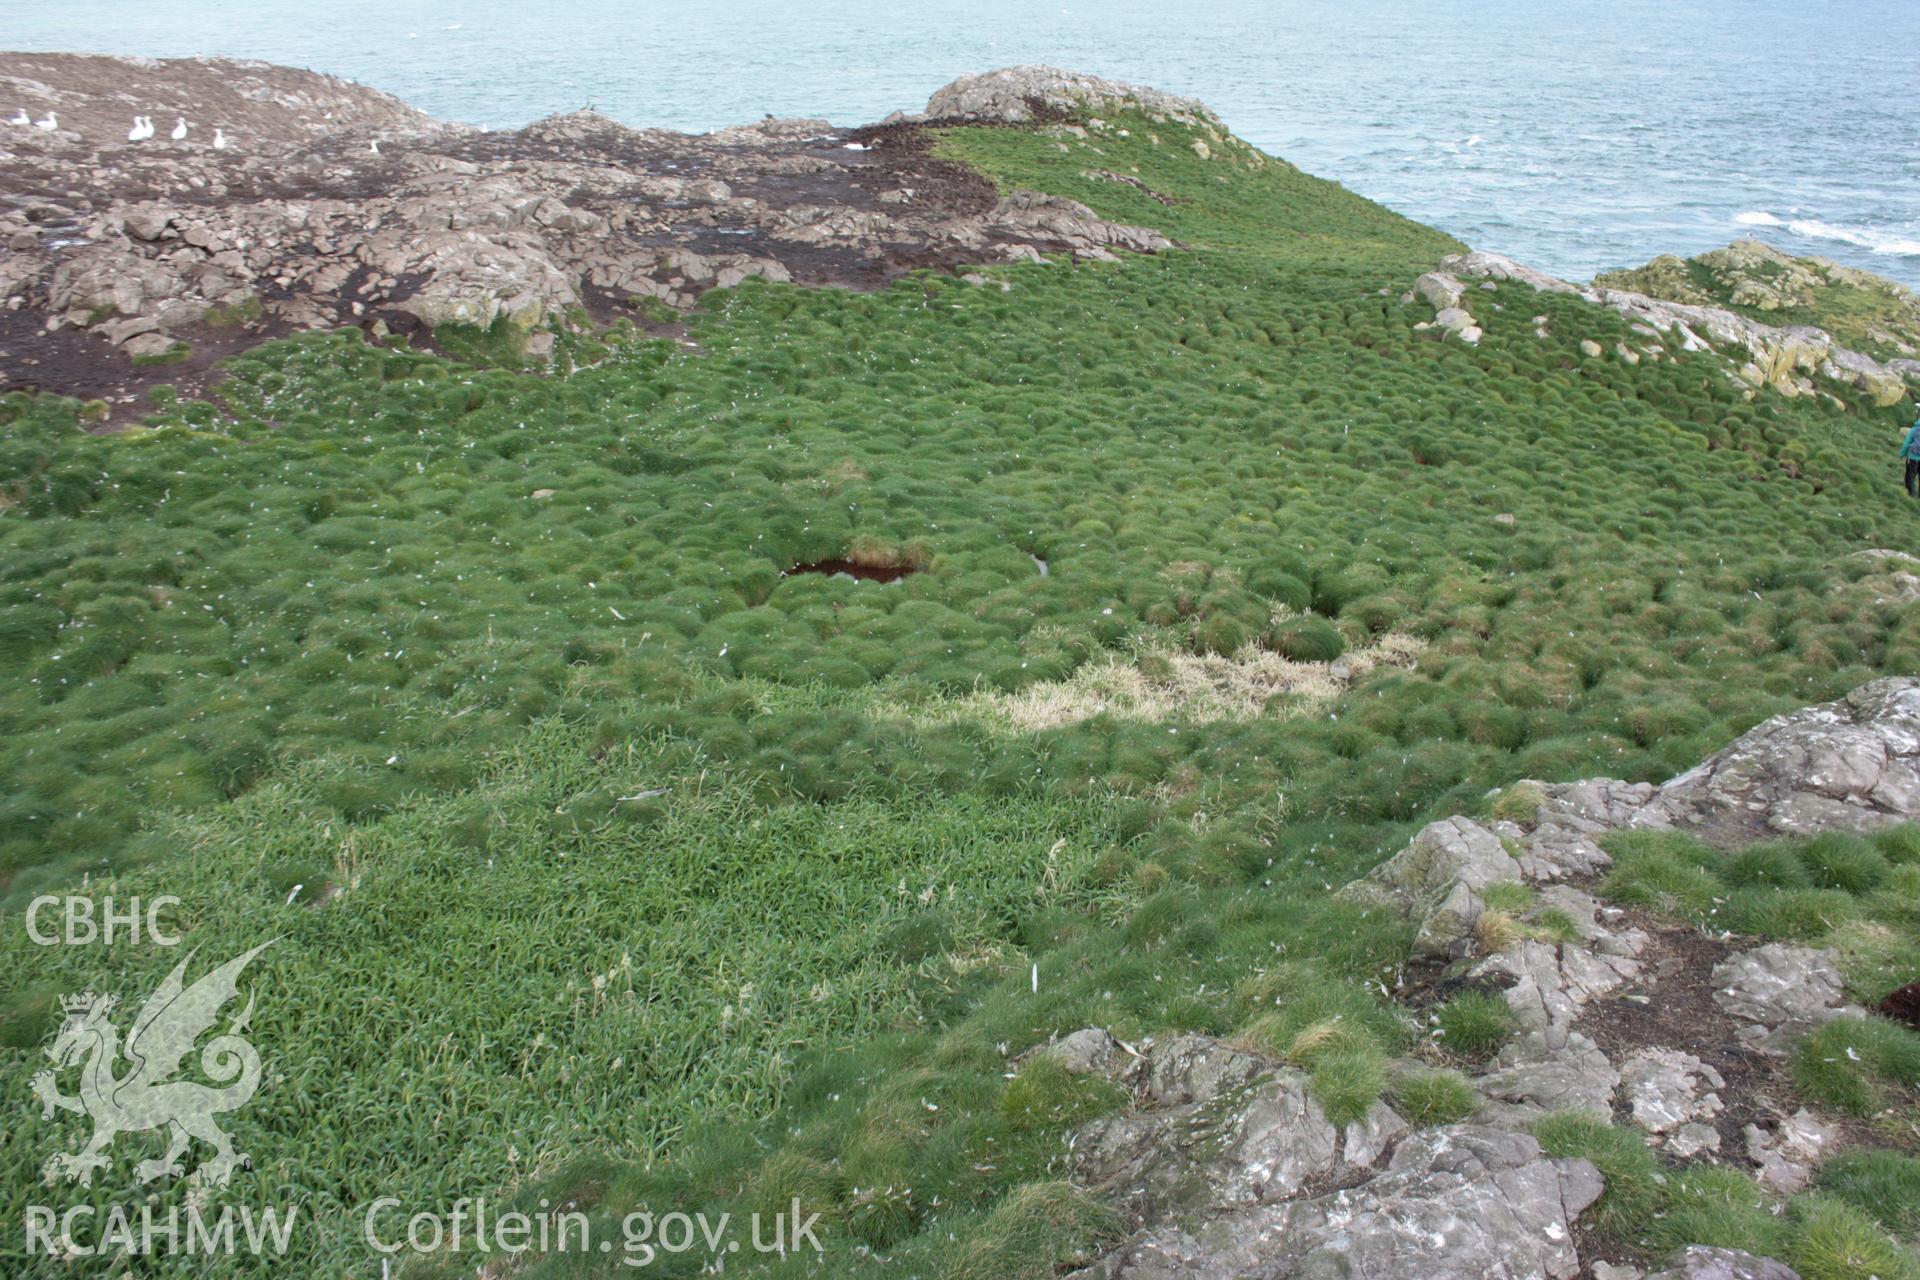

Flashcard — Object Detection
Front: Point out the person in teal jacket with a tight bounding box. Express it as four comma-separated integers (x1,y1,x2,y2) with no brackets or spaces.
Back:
1903,410,1920,497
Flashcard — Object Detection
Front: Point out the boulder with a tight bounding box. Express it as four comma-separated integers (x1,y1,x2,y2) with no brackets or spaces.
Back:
1414,271,1464,310
1034,1027,1120,1076
1082,1028,1367,1220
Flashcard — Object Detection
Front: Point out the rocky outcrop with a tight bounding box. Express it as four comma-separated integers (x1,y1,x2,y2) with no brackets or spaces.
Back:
1064,680,1920,1279
1071,1034,1396,1222
1338,815,1523,959
1408,249,1915,407
1638,678,1920,842
1072,1122,1602,1280
1596,239,1920,366
910,66,1220,128
1,57,1177,400
0,52,446,148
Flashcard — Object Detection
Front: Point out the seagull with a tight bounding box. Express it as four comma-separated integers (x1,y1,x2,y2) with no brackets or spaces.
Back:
369,139,380,155
170,117,188,141
213,127,227,150
34,111,57,132
9,108,30,127
128,116,153,141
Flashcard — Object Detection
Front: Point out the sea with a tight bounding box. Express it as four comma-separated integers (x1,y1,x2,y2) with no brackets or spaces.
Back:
9,0,1919,287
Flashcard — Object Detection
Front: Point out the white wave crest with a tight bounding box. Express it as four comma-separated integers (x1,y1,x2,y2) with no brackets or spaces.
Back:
1733,210,1920,255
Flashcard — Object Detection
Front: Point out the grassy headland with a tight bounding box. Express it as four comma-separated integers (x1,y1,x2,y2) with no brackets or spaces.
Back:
2,105,1918,1277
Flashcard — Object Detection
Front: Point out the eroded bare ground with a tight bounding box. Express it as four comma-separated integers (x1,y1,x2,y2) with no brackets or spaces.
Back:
0,54,1176,408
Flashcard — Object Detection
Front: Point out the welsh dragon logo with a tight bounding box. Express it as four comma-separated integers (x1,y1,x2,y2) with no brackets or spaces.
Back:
31,942,274,1189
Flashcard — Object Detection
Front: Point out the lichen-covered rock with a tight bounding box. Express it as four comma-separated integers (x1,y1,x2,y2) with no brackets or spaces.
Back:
1711,944,1858,1050
1140,1033,1270,1106
1475,937,1644,1049
1339,816,1523,959
1618,1047,1725,1135
1745,1110,1834,1195
1519,777,1660,879
1474,1030,1620,1125
1414,271,1464,310
1071,1126,1603,1280
1035,1027,1121,1076
1597,237,1920,373
1074,1048,1349,1221
1642,678,1920,841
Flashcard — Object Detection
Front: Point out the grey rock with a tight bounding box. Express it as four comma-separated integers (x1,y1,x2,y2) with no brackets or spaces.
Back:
1711,944,1857,1050
1473,936,1643,1046
1141,1033,1270,1106
1668,1121,1723,1159
1519,777,1659,880
121,331,176,358
1593,1264,1647,1280
920,66,1220,127
1414,271,1464,310
1647,1247,1800,1280
1035,1027,1120,1076
1074,1058,1344,1221
1619,1047,1725,1134
1428,251,1908,408
1475,1030,1620,1126
1433,306,1482,343
1745,1109,1834,1195
1643,678,1920,841
1339,816,1522,960
99,314,160,344
1072,1126,1602,1280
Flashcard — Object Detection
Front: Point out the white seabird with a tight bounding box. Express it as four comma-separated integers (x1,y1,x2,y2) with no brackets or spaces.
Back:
213,127,227,150
34,111,57,131
129,116,152,141
170,117,188,141
11,108,33,127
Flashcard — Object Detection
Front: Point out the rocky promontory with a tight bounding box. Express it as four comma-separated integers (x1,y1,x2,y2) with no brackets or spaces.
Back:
1,58,1180,404
1409,248,1918,409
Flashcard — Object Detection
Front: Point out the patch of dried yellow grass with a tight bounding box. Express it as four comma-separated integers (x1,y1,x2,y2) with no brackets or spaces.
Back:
921,632,1423,731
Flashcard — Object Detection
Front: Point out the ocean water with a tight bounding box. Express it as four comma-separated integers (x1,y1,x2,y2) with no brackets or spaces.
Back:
10,0,1919,287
